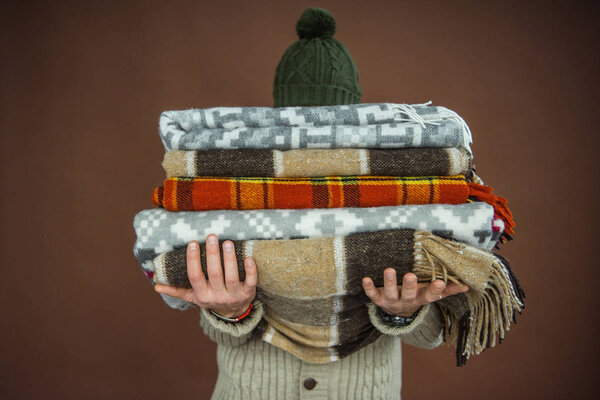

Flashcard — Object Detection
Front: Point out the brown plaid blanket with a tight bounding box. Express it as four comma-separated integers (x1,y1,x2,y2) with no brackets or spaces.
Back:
162,147,472,178
153,229,524,366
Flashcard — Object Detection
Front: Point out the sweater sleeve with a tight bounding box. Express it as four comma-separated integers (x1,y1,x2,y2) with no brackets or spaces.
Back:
367,302,444,350
199,300,265,347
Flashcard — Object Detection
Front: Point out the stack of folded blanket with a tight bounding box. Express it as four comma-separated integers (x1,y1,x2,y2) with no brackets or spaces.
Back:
133,102,523,366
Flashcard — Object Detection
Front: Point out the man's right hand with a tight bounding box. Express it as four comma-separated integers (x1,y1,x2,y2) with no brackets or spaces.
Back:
154,234,257,318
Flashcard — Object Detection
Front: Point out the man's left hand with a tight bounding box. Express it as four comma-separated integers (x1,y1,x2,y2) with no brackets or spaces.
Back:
362,269,470,317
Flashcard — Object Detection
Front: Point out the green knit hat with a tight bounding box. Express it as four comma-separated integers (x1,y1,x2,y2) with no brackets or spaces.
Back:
273,8,362,107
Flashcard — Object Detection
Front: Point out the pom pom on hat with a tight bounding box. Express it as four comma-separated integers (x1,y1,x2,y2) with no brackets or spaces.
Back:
296,8,336,39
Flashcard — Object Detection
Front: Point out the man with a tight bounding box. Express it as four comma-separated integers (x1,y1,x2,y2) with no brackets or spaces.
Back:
155,8,469,398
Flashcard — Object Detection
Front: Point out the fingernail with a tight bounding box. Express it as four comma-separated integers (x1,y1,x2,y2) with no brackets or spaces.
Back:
224,242,233,251
208,235,217,244
386,272,394,280
188,242,197,251
154,285,163,292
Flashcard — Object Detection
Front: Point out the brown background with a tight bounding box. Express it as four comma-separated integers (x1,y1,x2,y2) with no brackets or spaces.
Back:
1,0,599,398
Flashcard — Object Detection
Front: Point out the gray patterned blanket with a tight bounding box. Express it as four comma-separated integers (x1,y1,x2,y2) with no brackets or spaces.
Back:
133,203,503,277
159,102,473,153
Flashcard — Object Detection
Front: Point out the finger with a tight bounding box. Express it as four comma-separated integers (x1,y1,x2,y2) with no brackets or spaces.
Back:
423,279,446,303
362,277,383,304
242,257,258,295
442,282,470,297
400,273,418,303
155,284,195,304
205,234,225,291
383,268,399,301
222,241,241,294
187,241,207,292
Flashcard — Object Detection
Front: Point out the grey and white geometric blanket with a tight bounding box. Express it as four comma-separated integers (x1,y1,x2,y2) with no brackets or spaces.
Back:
133,203,503,274
159,102,473,153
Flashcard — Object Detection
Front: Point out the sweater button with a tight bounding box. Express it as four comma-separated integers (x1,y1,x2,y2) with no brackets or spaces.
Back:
303,377,317,390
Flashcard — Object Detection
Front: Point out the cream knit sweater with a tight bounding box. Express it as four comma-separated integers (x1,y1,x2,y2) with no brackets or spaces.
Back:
199,301,444,399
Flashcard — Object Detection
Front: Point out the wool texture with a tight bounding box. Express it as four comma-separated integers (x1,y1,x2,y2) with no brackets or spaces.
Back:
273,8,362,107
162,147,472,178
152,229,524,366
159,102,473,153
209,334,406,400
133,202,505,277
152,175,468,210
150,175,515,234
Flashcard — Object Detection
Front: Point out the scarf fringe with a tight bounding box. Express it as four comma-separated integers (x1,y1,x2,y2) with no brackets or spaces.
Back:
494,233,513,251
392,101,473,153
468,183,515,236
413,232,524,366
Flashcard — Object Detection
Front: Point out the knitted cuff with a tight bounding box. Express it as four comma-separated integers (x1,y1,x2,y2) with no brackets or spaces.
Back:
200,301,264,337
367,302,434,336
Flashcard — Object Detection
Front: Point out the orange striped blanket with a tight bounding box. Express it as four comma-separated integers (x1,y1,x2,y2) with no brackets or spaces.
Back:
152,176,514,235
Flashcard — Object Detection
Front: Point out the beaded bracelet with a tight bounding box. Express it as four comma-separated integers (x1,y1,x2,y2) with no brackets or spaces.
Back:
210,303,253,323
377,306,420,327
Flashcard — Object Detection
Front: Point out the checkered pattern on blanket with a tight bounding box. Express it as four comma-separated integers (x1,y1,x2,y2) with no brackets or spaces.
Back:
159,103,473,153
132,203,505,276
